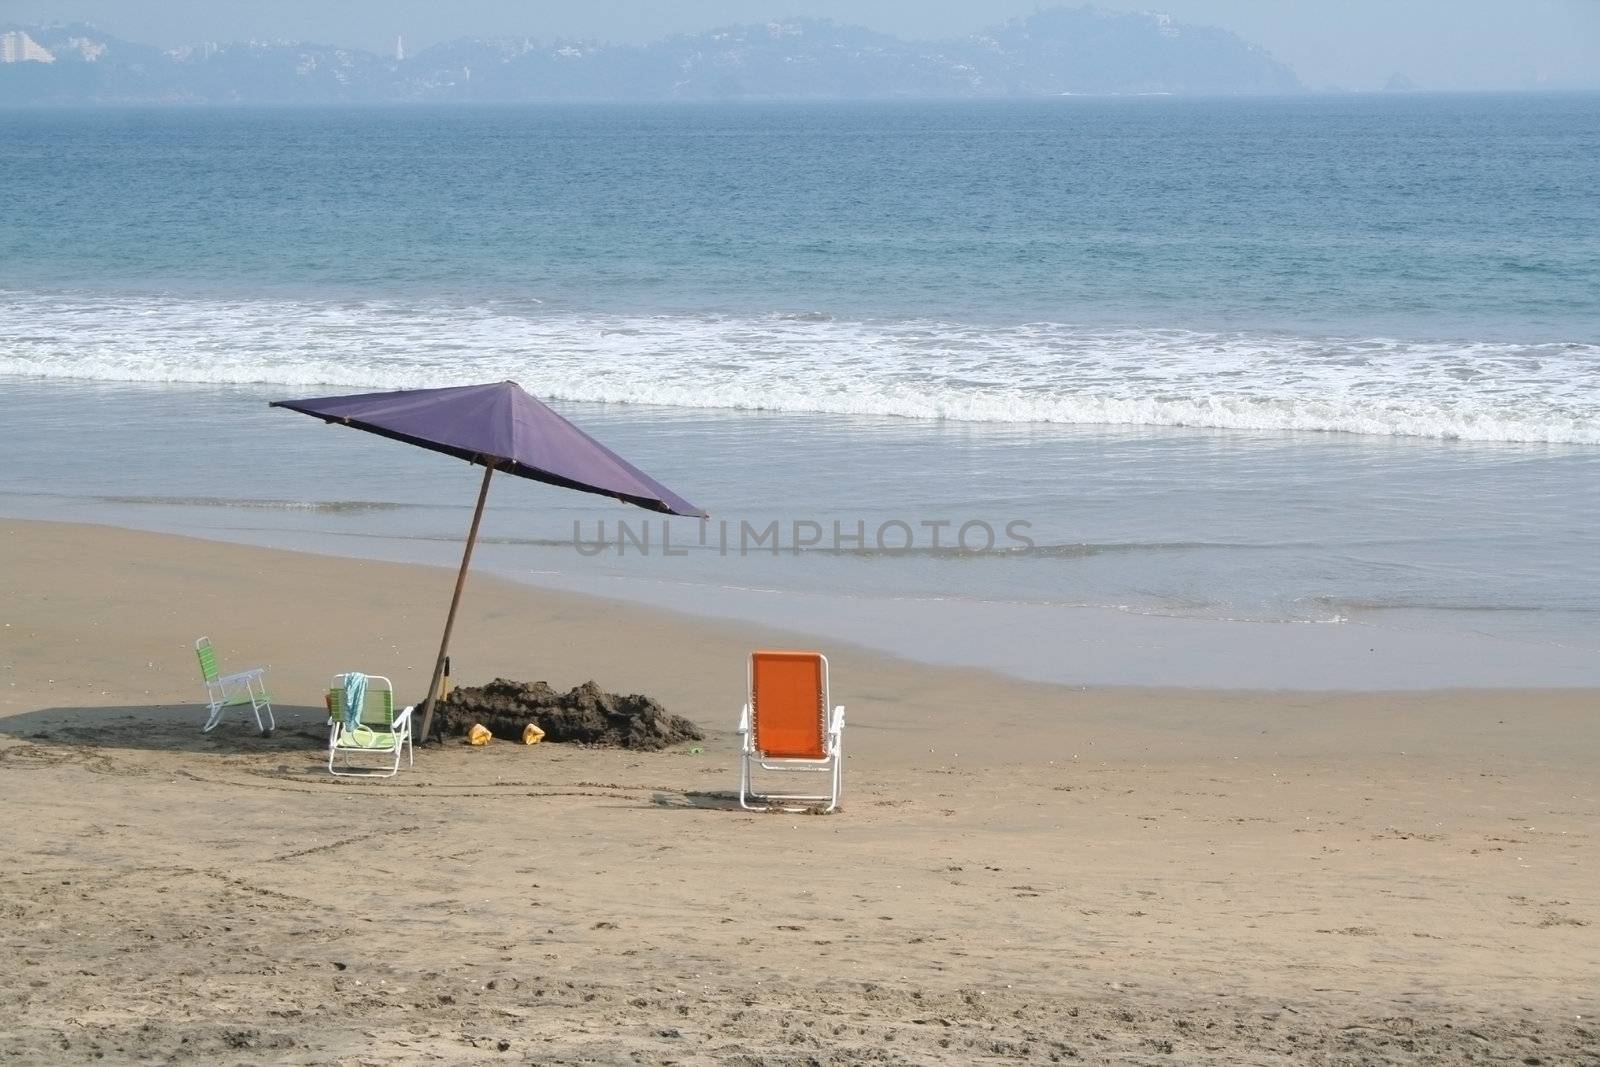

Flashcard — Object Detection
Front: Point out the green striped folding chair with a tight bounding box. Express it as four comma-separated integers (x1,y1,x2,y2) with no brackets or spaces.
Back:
195,636,273,735
327,673,413,778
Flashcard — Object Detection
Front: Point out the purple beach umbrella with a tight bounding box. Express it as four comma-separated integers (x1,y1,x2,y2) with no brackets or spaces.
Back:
271,381,704,740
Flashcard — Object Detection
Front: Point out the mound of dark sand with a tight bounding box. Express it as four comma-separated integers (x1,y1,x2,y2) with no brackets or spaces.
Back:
434,678,703,751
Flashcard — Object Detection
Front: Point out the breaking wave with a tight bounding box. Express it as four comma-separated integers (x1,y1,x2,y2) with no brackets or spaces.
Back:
3,289,1597,444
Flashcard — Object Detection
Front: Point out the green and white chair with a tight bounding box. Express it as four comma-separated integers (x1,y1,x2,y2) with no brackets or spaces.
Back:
195,636,274,735
327,673,413,778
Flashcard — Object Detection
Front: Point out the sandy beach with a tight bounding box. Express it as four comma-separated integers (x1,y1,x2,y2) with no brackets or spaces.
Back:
0,517,1596,1064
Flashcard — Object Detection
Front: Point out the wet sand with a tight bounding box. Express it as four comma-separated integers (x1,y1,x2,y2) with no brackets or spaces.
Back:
0,519,1596,1064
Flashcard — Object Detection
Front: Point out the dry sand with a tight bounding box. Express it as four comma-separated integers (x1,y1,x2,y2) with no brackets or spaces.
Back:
0,518,1596,1065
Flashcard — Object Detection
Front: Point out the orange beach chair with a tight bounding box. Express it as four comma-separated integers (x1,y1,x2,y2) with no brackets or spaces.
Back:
738,650,846,812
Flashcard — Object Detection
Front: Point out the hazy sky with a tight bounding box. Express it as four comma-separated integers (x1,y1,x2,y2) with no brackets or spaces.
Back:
8,1,1600,90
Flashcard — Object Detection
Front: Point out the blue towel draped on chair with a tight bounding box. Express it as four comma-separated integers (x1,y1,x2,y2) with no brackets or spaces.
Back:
342,672,367,732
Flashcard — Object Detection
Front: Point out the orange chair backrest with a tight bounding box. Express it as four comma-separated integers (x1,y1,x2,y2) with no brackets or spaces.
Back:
750,650,827,759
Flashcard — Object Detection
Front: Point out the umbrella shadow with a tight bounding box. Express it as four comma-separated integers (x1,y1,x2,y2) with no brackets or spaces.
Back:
0,702,330,757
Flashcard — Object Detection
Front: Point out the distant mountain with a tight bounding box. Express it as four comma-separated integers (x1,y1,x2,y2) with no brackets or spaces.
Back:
0,8,1302,106
0,24,171,103
403,21,980,102
971,8,1300,95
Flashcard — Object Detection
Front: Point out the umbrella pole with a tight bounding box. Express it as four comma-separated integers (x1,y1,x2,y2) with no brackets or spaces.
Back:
416,461,496,743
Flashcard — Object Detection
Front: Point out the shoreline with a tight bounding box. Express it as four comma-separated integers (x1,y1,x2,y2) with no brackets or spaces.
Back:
4,514,1599,734
7,374,1599,693
7,500,1598,692
2,518,1597,1063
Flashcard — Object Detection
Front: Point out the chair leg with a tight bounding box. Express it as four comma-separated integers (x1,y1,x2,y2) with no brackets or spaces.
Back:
257,682,275,735
829,737,844,812
738,751,757,810
740,750,845,812
251,694,270,735
328,728,408,778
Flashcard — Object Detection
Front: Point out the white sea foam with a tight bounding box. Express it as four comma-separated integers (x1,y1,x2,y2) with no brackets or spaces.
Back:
3,289,1597,444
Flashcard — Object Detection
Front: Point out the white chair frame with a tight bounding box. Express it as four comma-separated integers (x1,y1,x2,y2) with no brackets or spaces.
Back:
196,636,274,735
327,673,414,778
737,652,845,813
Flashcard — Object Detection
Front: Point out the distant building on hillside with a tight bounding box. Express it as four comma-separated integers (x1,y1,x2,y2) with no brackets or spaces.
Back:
0,29,56,64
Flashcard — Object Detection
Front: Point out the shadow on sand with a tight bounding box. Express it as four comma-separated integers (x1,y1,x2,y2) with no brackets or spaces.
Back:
648,790,836,815
0,705,760,803
648,789,746,812
0,702,330,757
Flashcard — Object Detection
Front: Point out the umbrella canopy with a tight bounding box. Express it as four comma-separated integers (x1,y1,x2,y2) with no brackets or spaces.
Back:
271,380,704,741
270,381,704,517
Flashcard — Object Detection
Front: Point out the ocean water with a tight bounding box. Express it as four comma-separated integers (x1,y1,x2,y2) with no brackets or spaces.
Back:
2,96,1598,687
